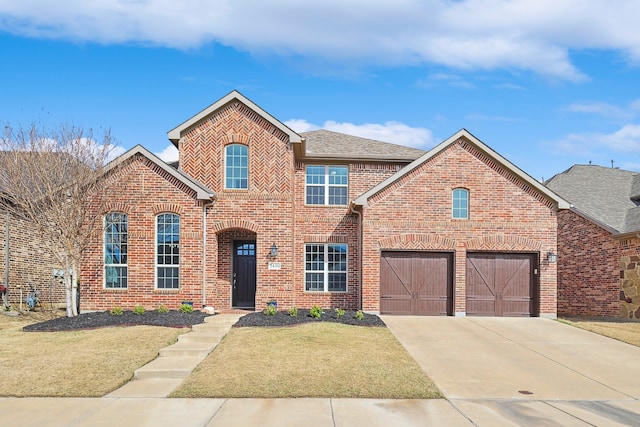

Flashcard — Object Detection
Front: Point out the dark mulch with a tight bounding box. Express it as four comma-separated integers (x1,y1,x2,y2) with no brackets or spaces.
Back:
23,310,211,332
234,309,385,328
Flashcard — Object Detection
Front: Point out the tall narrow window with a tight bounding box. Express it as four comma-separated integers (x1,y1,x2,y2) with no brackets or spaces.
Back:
104,213,128,289
305,243,347,292
305,165,348,205
157,213,180,289
225,144,248,189
452,188,469,219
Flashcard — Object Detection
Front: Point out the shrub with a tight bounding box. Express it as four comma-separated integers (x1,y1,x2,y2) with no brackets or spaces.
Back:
110,306,123,316
263,304,277,316
355,310,364,320
288,306,298,317
309,305,323,319
179,303,194,313
335,307,345,319
157,304,169,314
133,305,145,315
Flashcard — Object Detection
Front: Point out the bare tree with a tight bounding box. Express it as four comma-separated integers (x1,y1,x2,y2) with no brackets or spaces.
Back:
0,123,117,317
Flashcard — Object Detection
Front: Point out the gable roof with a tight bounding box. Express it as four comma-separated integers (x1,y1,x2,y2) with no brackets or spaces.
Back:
167,90,303,146
105,145,215,201
354,129,570,209
545,164,640,234
300,129,425,162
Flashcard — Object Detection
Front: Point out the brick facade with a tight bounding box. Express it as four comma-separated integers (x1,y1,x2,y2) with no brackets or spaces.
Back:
79,92,563,316
360,139,559,317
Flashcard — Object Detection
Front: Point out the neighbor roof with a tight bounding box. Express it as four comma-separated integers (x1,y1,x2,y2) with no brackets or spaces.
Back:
545,164,640,234
300,129,426,162
354,129,570,210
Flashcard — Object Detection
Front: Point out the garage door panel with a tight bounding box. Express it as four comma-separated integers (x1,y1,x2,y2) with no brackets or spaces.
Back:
380,251,452,316
467,253,537,317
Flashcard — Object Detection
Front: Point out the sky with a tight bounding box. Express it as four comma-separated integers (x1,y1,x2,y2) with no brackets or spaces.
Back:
1,0,640,182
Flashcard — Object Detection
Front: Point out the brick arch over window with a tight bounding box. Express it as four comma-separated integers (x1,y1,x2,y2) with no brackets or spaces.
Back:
212,218,260,233
465,234,542,251
103,202,130,214
152,203,184,216
379,234,456,251
225,134,250,145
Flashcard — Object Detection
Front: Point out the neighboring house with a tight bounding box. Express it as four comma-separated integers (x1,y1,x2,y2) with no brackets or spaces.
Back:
546,165,640,318
80,90,568,317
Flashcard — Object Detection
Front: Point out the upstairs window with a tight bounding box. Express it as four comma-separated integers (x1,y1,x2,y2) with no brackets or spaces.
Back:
452,188,469,219
225,144,248,189
306,165,348,205
104,213,128,289
157,213,180,289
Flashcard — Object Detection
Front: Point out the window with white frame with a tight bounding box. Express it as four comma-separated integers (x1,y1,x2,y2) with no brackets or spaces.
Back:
452,188,469,219
225,144,248,189
104,212,128,289
305,165,348,205
305,243,347,292
157,213,180,289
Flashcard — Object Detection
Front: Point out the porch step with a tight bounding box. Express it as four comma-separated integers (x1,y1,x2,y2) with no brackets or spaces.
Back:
105,313,243,397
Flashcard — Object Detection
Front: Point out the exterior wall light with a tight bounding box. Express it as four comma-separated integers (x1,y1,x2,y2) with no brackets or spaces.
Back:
270,243,278,258
547,250,557,263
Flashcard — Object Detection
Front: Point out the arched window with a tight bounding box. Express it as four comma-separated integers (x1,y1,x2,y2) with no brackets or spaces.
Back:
157,213,180,289
104,213,128,288
452,188,469,219
225,144,248,189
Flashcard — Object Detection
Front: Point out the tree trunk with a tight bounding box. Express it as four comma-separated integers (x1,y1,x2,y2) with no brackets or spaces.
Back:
71,265,79,316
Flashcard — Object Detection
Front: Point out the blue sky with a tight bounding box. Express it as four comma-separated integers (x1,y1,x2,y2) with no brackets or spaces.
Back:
1,1,639,182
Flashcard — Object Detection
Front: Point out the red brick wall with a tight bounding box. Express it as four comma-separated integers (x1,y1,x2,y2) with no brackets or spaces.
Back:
360,138,559,317
556,210,620,317
81,154,206,311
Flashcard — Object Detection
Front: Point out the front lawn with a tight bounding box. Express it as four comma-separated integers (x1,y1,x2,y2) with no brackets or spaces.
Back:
560,317,640,347
171,322,441,399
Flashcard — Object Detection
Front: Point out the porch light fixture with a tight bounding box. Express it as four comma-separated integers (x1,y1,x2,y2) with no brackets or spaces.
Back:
547,250,557,263
270,243,278,258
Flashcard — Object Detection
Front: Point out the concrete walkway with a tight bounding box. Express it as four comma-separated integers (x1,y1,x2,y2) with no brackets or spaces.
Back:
383,316,640,426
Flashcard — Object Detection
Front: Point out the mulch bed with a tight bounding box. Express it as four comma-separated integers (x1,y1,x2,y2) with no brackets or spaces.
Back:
21,308,385,331
22,310,211,332
234,309,385,328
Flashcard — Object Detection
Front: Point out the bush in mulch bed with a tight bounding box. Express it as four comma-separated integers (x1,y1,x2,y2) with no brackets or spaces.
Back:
234,309,385,328
23,310,211,332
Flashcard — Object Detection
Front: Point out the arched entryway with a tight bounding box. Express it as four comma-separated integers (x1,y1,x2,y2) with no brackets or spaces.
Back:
217,228,257,309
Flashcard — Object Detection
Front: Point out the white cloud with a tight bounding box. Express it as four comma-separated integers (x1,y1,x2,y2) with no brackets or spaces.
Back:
552,124,640,155
155,144,179,163
566,99,640,120
286,119,435,149
1,1,640,80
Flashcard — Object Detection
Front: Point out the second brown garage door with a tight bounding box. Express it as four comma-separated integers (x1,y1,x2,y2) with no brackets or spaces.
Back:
380,251,453,315
466,253,538,317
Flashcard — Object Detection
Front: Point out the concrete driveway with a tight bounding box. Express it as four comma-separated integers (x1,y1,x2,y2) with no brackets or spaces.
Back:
383,316,640,426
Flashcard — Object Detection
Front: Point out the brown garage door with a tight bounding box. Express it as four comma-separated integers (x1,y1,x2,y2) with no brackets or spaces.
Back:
380,251,453,315
466,253,538,317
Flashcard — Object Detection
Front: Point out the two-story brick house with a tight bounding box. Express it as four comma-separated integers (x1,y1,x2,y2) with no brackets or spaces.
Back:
80,90,568,317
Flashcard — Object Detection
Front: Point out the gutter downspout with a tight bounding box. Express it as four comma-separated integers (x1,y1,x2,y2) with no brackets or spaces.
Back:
4,211,9,307
202,197,216,308
349,204,363,311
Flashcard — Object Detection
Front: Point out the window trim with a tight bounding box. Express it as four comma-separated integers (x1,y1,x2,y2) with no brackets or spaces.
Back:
156,212,180,290
452,188,469,219
305,165,348,206
104,212,128,289
224,143,249,190
304,243,348,292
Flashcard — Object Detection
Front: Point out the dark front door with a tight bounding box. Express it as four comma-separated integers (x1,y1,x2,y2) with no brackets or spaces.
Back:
380,251,453,315
232,241,256,308
466,253,538,317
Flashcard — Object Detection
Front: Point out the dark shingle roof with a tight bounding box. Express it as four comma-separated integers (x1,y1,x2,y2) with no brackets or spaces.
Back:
545,164,640,233
300,129,426,162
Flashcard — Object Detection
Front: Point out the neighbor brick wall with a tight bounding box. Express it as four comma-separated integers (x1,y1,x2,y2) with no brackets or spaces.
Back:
0,210,64,308
556,210,620,317
360,138,559,317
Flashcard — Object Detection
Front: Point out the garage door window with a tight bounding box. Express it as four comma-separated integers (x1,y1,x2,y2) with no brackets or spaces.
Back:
452,188,469,219
305,243,347,292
